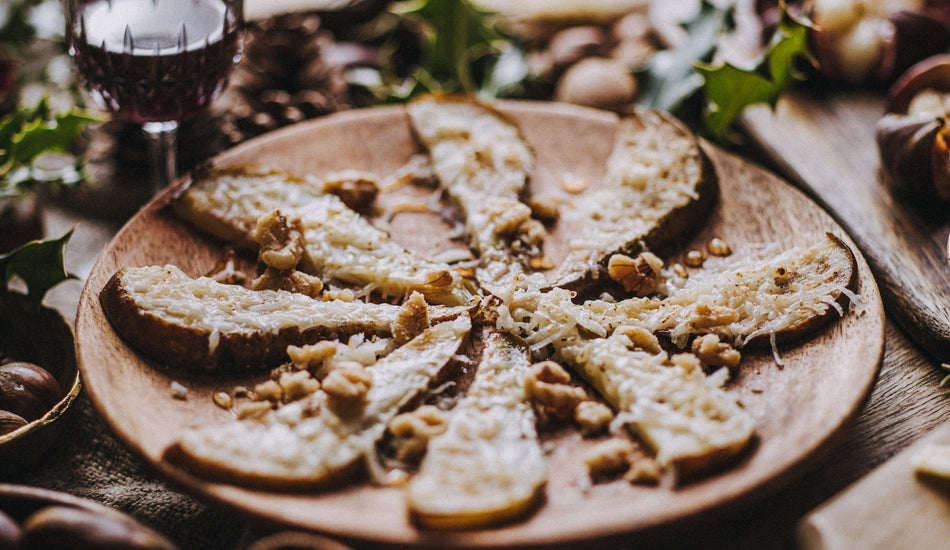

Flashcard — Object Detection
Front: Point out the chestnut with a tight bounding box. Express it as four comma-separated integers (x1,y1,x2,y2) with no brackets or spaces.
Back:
875,54,950,202
18,506,178,550
0,362,62,422
0,409,27,436
0,508,19,550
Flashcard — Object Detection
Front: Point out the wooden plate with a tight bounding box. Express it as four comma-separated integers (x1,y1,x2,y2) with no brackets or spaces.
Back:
75,102,885,548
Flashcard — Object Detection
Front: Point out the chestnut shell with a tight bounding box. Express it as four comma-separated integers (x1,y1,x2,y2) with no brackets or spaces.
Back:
0,363,63,422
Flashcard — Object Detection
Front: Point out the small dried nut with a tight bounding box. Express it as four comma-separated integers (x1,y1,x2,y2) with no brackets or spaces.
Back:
392,291,430,345
624,457,662,485
560,174,588,193
525,361,587,419
322,363,372,413
423,270,454,289
212,391,233,410
487,199,532,239
706,237,732,257
584,438,635,481
672,262,689,279
528,193,560,224
613,325,662,354
519,218,547,248
388,404,448,462
254,210,305,271
323,287,356,302
691,334,741,371
607,252,663,296
235,401,273,420
287,341,338,370
683,249,706,267
574,401,613,437
278,370,321,403
251,269,324,298
0,409,28,436
252,380,282,403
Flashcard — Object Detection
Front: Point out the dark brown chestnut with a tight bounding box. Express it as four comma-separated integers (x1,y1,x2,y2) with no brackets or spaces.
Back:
0,362,62,422
0,508,19,550
18,506,178,550
876,54,950,203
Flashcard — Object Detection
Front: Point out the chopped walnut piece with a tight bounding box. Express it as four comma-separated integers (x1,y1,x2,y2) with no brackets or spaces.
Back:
607,252,663,295
254,210,305,271
691,334,741,372
320,170,379,213
584,438,635,481
623,457,662,485
574,401,613,437
252,379,282,403
287,341,338,370
322,362,372,414
423,270,454,289
519,218,547,248
488,198,533,239
525,360,587,420
212,391,234,410
252,269,324,298
279,370,321,403
613,325,662,354
388,405,448,463
392,291,430,345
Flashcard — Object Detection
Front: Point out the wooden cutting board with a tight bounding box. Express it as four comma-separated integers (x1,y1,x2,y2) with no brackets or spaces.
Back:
798,420,950,549
741,91,950,360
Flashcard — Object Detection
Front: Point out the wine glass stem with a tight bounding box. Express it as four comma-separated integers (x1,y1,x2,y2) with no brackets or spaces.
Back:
142,120,179,193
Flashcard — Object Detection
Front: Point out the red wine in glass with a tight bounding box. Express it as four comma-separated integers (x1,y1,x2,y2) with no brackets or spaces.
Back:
66,0,243,191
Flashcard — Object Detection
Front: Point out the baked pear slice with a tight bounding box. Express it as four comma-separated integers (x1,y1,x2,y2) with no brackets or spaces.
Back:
172,165,476,306
550,107,716,290
408,331,546,529
520,288,755,479
591,233,859,349
99,265,471,372
406,95,538,282
164,316,471,490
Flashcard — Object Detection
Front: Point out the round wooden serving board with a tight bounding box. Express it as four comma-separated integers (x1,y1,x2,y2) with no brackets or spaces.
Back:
75,102,885,548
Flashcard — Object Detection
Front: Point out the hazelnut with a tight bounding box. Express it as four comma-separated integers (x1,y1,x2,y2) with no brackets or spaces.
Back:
0,362,62,422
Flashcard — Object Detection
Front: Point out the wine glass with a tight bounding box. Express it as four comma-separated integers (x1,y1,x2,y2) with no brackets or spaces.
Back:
64,0,243,193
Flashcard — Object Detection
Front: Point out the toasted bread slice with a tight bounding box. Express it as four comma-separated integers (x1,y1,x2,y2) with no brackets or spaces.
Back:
165,316,472,490
99,265,470,372
551,108,716,290
408,331,546,529
598,233,859,348
172,165,476,306
407,95,538,281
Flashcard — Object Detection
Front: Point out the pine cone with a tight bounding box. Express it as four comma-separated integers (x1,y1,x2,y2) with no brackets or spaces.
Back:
211,13,351,146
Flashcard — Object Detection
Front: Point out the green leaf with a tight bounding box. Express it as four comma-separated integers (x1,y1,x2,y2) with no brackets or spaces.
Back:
0,228,78,301
696,5,813,141
637,0,735,113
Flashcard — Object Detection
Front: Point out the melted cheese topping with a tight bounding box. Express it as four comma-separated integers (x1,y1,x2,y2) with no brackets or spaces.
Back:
409,332,545,527
174,316,471,484
407,97,534,260
552,110,704,286
175,167,474,305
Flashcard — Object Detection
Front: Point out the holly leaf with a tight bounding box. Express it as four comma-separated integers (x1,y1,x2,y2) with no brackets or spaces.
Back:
696,6,813,141
637,0,736,114
0,228,78,302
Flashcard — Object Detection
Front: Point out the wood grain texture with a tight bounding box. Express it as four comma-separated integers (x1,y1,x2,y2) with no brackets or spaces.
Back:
74,102,884,548
742,90,950,360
